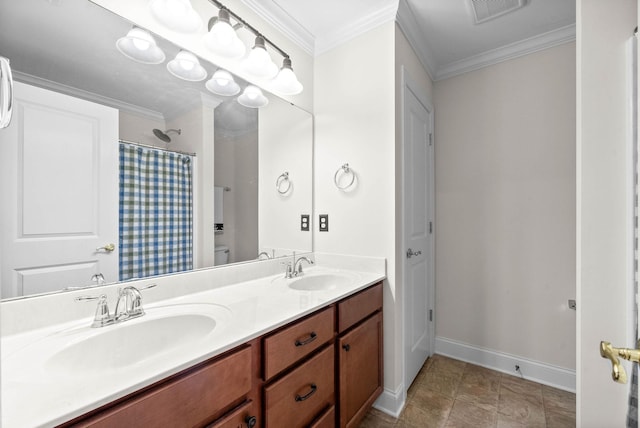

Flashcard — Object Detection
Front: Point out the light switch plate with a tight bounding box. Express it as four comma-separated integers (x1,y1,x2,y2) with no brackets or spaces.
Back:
301,214,310,231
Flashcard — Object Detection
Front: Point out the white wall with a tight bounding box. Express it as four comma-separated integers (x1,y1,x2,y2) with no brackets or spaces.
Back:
118,111,166,147
314,21,399,407
577,0,636,425
166,98,218,269
433,43,577,373
259,99,313,256
214,116,259,263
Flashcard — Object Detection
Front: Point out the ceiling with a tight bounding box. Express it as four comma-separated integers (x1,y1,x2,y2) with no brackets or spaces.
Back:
242,0,576,80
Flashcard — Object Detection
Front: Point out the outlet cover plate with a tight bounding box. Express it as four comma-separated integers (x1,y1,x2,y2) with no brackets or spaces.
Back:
319,214,329,232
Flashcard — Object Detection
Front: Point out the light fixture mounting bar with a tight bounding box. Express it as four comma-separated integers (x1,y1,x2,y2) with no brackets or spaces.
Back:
206,0,289,59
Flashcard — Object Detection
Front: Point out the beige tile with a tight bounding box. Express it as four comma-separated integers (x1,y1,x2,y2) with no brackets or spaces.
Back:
498,392,546,427
545,408,576,428
397,401,450,428
444,399,497,428
500,374,543,404
542,385,576,414
430,355,467,378
456,383,499,413
399,388,454,427
361,356,576,428
460,364,502,393
358,408,398,428
495,415,531,428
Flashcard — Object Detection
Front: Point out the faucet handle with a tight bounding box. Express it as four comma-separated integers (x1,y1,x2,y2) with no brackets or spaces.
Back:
76,294,114,328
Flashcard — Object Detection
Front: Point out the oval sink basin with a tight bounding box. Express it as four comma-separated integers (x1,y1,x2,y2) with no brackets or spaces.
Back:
41,303,230,376
288,273,356,291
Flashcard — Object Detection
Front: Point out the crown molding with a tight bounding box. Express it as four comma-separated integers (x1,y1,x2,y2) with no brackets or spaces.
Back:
396,0,436,80
435,24,576,81
240,0,315,56
314,1,399,56
241,1,399,57
13,71,165,121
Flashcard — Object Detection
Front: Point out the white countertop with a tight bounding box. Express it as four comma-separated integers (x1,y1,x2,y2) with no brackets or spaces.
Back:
1,259,385,428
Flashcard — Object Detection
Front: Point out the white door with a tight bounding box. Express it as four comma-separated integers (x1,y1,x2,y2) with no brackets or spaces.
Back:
0,81,119,298
403,67,435,389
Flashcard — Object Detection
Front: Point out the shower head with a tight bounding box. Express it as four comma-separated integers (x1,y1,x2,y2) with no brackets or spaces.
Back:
152,128,181,143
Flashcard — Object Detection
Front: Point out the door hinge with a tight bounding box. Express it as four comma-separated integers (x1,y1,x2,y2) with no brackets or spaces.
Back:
429,133,433,146
429,221,433,234
429,309,433,322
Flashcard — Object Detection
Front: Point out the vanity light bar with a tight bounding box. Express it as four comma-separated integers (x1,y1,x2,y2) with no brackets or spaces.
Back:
206,0,290,61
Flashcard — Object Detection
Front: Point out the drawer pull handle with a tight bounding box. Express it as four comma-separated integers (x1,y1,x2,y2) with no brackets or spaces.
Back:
343,344,351,352
295,383,317,402
245,415,257,428
294,331,317,347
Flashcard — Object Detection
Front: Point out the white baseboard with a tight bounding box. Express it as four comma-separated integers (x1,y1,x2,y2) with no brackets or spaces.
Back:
435,337,576,393
372,384,406,418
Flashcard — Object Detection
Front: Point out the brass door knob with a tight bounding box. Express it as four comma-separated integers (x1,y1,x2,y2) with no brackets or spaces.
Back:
96,243,115,252
599,340,640,383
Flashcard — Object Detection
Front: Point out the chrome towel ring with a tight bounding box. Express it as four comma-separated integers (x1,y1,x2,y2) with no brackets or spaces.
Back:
276,171,292,194
334,163,356,191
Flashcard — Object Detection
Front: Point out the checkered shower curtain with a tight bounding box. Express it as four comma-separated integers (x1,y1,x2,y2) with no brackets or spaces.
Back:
119,143,193,281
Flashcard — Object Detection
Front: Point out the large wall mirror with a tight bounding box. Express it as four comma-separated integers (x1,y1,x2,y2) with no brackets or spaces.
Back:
0,0,313,300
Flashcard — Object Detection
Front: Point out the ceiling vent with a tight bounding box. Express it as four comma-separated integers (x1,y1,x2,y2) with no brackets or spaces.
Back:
470,0,527,24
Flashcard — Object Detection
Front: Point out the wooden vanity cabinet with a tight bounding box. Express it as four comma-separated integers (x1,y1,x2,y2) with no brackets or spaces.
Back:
337,283,384,428
59,282,383,428
62,345,258,428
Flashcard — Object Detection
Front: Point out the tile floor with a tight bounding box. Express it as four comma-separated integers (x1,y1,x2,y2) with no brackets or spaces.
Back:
359,354,576,428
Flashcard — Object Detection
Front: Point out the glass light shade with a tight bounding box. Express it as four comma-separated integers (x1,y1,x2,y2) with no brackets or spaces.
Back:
203,11,246,59
116,27,166,64
237,85,268,108
272,59,303,95
149,0,202,33
242,37,278,79
167,50,207,81
205,70,240,96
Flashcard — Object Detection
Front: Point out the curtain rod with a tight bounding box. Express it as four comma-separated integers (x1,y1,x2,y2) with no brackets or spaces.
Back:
119,139,197,157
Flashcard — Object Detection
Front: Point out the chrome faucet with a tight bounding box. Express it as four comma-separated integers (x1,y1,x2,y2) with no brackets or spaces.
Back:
294,256,314,275
284,252,314,278
114,286,145,321
257,251,271,260
76,284,156,328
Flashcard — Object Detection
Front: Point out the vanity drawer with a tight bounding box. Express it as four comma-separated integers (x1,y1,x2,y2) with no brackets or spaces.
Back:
207,400,257,428
309,405,336,428
263,306,335,380
264,345,335,428
72,346,252,428
338,282,383,333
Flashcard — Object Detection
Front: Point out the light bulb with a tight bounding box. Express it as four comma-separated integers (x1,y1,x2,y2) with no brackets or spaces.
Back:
116,27,165,64
149,0,202,33
237,85,268,108
167,0,187,16
272,58,303,95
132,38,150,51
242,36,278,79
203,9,245,59
167,50,207,81
210,21,234,46
205,70,240,96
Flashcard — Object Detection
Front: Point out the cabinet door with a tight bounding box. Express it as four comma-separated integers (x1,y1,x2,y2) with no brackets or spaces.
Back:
338,312,383,428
